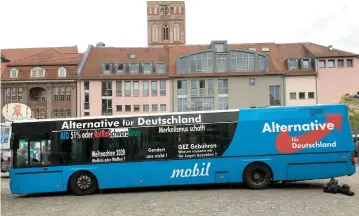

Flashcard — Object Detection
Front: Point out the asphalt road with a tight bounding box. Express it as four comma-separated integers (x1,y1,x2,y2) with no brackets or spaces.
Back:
1,172,359,216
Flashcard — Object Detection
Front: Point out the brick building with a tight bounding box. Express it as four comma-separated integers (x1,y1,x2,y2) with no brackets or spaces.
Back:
1,47,81,121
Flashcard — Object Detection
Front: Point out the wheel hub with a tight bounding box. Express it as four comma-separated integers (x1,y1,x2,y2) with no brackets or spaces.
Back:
77,175,92,190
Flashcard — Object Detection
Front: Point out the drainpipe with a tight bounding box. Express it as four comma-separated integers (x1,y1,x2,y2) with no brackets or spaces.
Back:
315,58,319,104
283,73,287,106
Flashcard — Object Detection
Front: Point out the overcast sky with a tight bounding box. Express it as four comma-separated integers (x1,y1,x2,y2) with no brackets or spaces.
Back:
1,0,359,54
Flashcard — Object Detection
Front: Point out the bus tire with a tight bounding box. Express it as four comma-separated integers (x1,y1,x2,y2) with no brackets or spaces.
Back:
70,171,98,196
243,163,272,190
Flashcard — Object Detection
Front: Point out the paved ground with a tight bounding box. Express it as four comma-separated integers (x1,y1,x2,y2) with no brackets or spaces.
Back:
1,171,359,216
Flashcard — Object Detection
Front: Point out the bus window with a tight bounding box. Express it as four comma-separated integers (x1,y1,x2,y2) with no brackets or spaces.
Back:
16,139,28,167
15,139,51,167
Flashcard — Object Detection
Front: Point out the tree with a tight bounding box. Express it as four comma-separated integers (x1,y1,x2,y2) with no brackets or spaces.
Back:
339,91,359,130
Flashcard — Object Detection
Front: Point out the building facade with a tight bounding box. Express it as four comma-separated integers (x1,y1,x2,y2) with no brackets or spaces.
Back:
77,46,171,117
1,48,81,121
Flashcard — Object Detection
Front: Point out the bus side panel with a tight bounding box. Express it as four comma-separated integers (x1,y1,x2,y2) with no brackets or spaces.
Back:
10,168,64,194
222,104,355,179
61,151,352,190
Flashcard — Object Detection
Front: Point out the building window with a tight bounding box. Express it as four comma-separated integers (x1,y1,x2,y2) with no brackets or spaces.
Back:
152,104,158,112
65,109,71,118
84,81,89,91
143,81,149,96
152,24,159,42
17,88,22,101
191,97,214,111
288,59,298,71
327,60,335,68
84,112,89,116
84,92,90,109
11,88,16,102
319,60,326,68
160,104,166,112
65,87,71,101
133,81,139,96
142,63,152,74
116,81,122,96
214,44,225,53
58,110,64,118
155,63,166,74
190,80,197,96
289,92,296,100
125,81,131,96
160,80,166,96
30,67,45,77
199,80,205,96
249,78,255,86
347,59,353,67
4,88,10,102
115,63,125,74
231,51,255,72
177,98,188,112
162,25,169,40
53,110,58,118
219,97,228,110
101,63,112,74
134,105,140,112
60,87,65,101
337,59,344,68
116,105,122,112
308,92,315,99
101,81,112,96
54,87,59,101
207,80,214,96
178,57,187,74
218,79,228,95
299,92,305,99
102,99,112,115
259,55,266,71
269,86,281,106
302,59,310,69
10,68,19,78
216,54,228,72
177,80,187,95
58,67,67,77
190,52,213,72
129,63,139,74
143,104,149,112
174,23,180,42
125,105,131,112
151,81,158,96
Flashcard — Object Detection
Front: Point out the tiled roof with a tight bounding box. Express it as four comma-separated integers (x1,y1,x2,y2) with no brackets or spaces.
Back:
80,47,169,79
1,46,78,74
1,46,80,81
7,49,82,66
303,43,357,57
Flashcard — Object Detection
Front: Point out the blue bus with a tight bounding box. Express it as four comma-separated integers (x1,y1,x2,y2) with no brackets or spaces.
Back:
9,104,357,196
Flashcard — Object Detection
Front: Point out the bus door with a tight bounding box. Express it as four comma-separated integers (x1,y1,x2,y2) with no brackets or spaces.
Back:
11,128,64,193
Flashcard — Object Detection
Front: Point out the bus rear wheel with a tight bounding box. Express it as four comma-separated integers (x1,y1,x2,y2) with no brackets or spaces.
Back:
70,171,98,196
243,163,272,190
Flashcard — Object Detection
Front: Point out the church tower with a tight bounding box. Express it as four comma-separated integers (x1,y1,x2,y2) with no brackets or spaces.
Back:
147,1,186,47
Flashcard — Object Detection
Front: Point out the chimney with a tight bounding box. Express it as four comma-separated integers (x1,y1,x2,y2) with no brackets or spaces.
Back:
328,45,333,51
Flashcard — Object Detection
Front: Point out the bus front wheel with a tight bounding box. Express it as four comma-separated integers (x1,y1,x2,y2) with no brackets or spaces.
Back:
70,171,98,196
243,163,272,190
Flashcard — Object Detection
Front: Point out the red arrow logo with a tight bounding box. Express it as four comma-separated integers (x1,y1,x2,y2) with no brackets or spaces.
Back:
275,114,342,153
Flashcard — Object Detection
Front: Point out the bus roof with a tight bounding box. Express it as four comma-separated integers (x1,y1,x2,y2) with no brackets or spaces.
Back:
10,103,346,124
